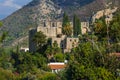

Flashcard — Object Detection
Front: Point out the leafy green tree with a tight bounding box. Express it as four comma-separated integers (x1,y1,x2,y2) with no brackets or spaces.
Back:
93,18,107,40
95,67,115,80
52,41,62,54
0,32,8,43
11,51,47,73
45,45,53,60
109,11,120,43
54,53,64,62
38,72,57,80
0,68,15,80
45,41,62,61
33,31,47,50
64,35,120,80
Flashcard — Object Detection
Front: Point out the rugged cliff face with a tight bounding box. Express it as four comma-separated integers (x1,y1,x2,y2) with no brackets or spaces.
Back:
1,0,119,46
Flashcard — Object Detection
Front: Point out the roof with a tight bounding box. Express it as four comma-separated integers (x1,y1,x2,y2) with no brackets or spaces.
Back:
110,53,120,57
48,63,66,70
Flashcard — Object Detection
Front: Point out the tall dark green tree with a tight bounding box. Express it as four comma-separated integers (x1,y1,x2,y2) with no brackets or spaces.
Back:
73,14,81,36
62,13,70,27
62,13,72,36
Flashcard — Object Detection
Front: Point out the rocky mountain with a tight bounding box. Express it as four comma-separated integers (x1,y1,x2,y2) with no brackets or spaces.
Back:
1,0,120,46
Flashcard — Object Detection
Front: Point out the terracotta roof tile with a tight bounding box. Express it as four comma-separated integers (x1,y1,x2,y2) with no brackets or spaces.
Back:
48,64,66,69
110,53,120,57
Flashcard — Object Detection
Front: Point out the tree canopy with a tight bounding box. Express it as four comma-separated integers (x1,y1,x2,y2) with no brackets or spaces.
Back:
62,13,72,36
33,31,47,49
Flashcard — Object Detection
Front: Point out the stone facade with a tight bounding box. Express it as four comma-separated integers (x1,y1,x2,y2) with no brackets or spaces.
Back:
37,21,63,37
37,21,73,38
92,7,118,24
52,35,66,49
64,37,79,52
29,21,89,53
52,35,79,53
81,22,90,34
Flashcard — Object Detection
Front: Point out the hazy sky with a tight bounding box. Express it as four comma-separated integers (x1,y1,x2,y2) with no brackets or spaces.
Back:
0,0,32,20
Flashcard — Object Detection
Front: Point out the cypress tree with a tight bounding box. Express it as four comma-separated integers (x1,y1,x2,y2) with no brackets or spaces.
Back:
62,12,72,36
73,14,81,37
73,15,77,36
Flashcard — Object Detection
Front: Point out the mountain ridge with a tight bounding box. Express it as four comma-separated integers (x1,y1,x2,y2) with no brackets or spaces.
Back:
1,0,120,46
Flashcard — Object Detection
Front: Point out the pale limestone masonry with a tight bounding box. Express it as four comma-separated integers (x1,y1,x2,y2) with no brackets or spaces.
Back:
29,21,89,53
37,21,63,37
52,35,66,48
92,7,118,23
81,22,90,34
64,37,79,53
37,21,89,38
52,35,79,53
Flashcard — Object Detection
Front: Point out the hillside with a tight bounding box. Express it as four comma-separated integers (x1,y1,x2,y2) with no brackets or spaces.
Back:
1,0,120,46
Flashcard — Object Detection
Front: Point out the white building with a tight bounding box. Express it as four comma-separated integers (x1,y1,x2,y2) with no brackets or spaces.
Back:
20,47,29,52
48,62,66,73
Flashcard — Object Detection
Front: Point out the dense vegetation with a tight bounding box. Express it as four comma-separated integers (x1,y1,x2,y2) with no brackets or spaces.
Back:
0,9,120,79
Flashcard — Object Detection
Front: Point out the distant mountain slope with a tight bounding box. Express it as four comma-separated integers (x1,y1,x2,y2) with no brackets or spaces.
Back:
1,0,120,46
1,0,62,46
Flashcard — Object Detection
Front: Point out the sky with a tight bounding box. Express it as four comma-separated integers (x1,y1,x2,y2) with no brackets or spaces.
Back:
0,0,32,20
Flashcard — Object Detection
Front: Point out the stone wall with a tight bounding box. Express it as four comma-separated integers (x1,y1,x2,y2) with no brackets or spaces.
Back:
52,36,79,53
64,37,79,52
52,35,66,49
37,21,63,38
92,7,118,23
81,22,90,34
29,21,88,52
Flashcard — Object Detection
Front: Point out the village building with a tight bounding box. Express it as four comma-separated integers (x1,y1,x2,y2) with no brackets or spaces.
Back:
20,47,29,52
110,53,120,60
48,62,66,73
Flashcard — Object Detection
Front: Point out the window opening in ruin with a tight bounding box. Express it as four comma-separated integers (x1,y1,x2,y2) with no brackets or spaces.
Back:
44,22,46,27
74,39,76,42
52,23,55,27
47,28,48,33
